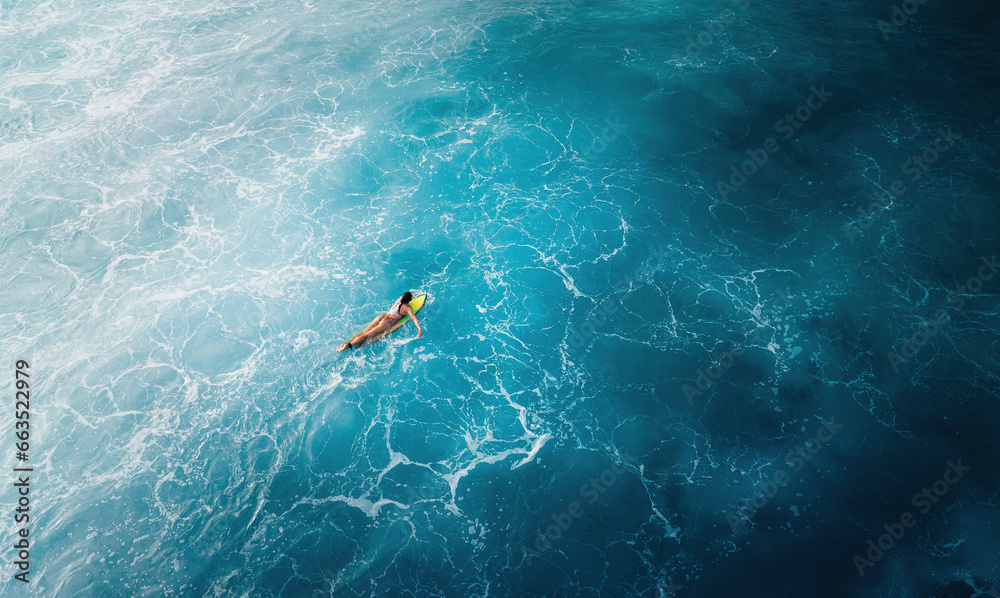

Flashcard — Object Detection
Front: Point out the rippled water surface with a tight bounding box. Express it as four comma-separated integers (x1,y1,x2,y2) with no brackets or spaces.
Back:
1,0,998,596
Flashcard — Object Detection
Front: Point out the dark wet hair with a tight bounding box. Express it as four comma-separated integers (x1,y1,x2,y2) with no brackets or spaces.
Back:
401,292,413,303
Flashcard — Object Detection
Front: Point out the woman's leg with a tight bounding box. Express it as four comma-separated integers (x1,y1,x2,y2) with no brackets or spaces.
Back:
350,319,393,346
338,315,387,352
360,314,387,334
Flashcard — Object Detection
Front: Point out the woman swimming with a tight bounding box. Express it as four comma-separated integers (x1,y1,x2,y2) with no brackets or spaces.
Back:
337,291,423,352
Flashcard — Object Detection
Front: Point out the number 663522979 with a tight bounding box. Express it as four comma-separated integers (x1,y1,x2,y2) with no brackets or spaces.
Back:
15,361,30,442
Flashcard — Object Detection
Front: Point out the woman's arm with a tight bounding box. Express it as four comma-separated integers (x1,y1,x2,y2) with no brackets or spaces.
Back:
405,305,423,338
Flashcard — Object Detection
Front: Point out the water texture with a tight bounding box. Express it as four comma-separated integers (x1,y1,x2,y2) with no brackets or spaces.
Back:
1,0,998,596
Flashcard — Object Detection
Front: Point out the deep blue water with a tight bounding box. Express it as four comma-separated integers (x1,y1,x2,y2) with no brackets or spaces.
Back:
1,0,999,596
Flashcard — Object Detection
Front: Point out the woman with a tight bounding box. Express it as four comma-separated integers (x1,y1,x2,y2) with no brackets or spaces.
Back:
337,292,423,352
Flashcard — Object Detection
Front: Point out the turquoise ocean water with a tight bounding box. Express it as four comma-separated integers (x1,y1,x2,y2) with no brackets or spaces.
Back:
1,0,998,596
